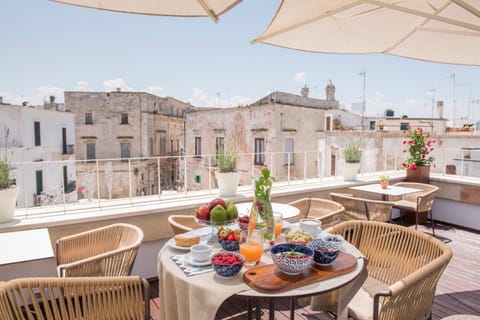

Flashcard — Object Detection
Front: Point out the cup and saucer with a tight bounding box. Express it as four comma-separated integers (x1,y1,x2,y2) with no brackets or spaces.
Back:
184,244,213,267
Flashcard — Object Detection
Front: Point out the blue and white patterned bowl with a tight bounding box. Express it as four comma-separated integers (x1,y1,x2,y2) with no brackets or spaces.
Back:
307,234,343,266
211,252,245,278
270,243,313,275
218,239,240,251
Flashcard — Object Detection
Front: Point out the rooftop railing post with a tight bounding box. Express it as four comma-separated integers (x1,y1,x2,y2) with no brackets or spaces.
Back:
60,161,66,214
303,151,307,183
287,152,291,185
183,155,188,197
128,159,132,204
157,157,161,200
96,159,101,208
22,160,28,219
460,149,465,177
208,154,212,194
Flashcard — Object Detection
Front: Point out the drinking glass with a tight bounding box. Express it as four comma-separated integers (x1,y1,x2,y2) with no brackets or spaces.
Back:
239,227,265,267
273,212,283,240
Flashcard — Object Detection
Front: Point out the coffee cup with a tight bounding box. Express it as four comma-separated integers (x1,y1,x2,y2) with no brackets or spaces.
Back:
190,244,213,262
299,218,322,237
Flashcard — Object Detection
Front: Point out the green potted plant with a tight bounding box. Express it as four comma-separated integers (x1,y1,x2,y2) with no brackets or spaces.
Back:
215,147,241,197
0,127,18,223
379,175,389,189
400,126,436,183
342,142,362,181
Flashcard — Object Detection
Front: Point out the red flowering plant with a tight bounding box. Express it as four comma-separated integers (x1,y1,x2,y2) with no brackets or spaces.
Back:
401,126,436,170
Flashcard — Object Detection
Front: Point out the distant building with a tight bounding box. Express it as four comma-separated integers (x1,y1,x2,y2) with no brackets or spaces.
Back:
65,91,193,198
0,102,76,207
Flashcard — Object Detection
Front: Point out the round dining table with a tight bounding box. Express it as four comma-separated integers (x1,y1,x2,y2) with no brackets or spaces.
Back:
235,202,300,220
157,226,367,320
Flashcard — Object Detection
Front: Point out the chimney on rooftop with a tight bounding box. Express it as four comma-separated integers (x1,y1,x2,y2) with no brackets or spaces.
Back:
301,85,309,98
0,96,3,104
437,100,444,119
116,88,121,92
50,95,55,103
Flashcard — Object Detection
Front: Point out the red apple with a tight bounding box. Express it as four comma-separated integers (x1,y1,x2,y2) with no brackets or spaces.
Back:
196,203,210,221
209,197,226,210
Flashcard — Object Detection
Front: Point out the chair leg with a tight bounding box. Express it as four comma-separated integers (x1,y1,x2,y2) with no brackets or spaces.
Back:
415,211,419,230
429,209,436,237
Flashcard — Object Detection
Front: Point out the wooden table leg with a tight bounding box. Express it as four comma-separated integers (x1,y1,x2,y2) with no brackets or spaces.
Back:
290,298,295,319
269,300,275,320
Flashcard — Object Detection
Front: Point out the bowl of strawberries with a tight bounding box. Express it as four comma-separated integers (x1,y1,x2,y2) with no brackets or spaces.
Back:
211,252,245,278
217,227,242,251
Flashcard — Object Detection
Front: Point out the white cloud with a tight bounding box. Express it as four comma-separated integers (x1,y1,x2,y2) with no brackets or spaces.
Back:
103,78,133,92
74,80,92,91
294,72,306,83
144,86,166,97
187,88,253,108
0,86,65,106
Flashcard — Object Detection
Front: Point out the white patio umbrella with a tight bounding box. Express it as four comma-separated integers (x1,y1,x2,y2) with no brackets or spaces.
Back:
252,0,480,66
50,0,243,22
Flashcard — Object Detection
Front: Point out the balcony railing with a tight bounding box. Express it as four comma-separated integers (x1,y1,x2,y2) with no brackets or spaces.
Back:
9,146,480,220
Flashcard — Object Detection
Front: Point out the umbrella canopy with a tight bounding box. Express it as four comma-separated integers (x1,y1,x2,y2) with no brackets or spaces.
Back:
50,0,243,22
252,0,480,66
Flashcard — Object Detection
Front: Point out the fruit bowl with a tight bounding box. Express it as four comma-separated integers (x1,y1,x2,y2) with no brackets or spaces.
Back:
270,243,313,275
211,252,245,278
284,230,314,246
218,239,240,251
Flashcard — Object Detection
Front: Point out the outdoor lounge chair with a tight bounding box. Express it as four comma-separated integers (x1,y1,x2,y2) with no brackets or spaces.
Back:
287,198,344,228
0,276,150,320
168,214,203,235
392,182,439,236
329,192,394,222
56,223,143,277
325,220,452,320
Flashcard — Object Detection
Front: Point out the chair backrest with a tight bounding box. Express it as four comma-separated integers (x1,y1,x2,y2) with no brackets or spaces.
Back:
0,276,150,320
307,198,344,228
394,182,439,212
286,198,311,221
329,193,368,220
326,220,452,320
168,215,203,235
56,223,144,277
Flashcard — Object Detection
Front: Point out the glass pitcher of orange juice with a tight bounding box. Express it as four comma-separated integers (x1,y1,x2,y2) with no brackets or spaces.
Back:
240,227,265,267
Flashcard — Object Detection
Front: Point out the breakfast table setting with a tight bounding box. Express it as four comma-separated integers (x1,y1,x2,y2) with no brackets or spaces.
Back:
157,217,367,320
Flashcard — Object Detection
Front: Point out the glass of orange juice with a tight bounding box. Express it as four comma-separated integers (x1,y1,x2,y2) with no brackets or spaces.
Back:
273,212,283,239
240,227,265,267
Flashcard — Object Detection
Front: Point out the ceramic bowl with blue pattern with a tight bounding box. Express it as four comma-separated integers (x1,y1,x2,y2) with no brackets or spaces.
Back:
307,234,343,266
270,243,313,275
211,252,245,278
218,239,240,251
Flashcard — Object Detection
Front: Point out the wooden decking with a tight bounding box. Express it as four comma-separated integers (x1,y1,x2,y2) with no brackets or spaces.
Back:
148,222,480,319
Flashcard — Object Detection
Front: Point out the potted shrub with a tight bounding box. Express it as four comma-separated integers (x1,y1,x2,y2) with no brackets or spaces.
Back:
342,142,362,181
400,126,436,183
215,148,241,197
379,175,389,189
0,128,18,223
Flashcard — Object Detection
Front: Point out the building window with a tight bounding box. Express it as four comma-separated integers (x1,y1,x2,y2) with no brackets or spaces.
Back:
121,113,128,124
86,143,96,160
285,138,294,165
85,113,93,124
254,138,265,165
215,137,224,165
63,166,68,192
159,134,166,156
34,121,41,146
62,128,67,154
35,170,43,195
170,138,174,154
121,143,131,161
195,137,202,157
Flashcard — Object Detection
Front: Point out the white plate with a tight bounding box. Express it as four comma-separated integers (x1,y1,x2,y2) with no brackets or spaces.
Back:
183,253,211,267
167,238,193,251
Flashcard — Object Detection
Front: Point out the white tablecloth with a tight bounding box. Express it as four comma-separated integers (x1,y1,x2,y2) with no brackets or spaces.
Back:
157,227,366,320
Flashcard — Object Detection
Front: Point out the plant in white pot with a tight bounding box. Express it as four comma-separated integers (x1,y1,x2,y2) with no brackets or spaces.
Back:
0,128,19,223
342,142,362,181
215,148,241,197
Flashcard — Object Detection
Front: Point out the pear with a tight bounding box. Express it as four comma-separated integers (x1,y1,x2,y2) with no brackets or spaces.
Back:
226,202,238,220
210,204,227,225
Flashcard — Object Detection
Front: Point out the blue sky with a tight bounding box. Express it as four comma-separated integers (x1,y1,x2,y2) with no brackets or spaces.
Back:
1,0,479,121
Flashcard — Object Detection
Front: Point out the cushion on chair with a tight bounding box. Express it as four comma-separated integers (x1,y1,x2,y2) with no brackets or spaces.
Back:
393,199,416,211
348,276,388,320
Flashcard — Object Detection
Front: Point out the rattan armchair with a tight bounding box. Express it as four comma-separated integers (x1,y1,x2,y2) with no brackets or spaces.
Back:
0,276,150,320
329,193,394,222
56,223,143,277
287,198,344,228
168,214,203,235
392,182,439,236
326,220,452,320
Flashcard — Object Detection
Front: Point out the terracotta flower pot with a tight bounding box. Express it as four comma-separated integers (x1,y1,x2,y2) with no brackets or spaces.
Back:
406,165,430,183
380,181,389,189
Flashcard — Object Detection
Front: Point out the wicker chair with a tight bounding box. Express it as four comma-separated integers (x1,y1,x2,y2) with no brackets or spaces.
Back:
168,215,203,235
392,182,439,236
56,223,143,277
329,193,394,222
287,198,344,228
326,220,452,320
0,276,150,320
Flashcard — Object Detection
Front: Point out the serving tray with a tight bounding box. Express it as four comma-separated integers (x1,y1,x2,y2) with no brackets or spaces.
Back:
243,252,358,293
